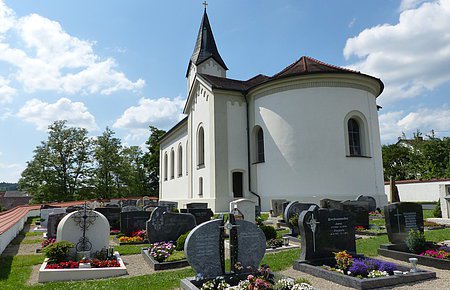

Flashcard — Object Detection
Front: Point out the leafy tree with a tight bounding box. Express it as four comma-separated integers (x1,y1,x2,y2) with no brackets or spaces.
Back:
144,126,166,196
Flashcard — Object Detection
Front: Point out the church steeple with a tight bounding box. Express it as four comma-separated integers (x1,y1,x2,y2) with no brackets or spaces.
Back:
186,4,228,79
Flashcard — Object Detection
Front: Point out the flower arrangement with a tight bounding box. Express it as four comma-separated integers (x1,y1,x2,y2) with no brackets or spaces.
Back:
420,245,450,259
148,241,176,262
41,238,56,249
110,229,120,235
118,236,143,243
45,258,120,269
330,251,397,279
201,276,230,290
131,229,147,239
355,226,365,230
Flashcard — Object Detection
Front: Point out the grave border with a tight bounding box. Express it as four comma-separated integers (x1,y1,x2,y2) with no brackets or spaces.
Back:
293,259,436,289
378,243,450,270
141,248,189,270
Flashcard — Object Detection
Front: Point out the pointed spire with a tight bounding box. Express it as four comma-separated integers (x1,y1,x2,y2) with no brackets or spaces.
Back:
186,6,228,76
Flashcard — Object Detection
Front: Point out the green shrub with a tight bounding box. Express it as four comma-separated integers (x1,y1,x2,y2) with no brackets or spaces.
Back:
288,214,299,228
176,231,191,251
433,201,442,218
260,225,277,240
405,229,426,254
42,240,74,263
255,216,264,226
266,238,283,248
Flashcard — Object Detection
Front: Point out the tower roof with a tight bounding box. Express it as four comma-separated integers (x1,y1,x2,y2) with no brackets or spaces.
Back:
186,8,228,77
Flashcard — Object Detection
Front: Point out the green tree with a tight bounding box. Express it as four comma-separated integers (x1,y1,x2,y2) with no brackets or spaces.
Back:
144,126,166,196
19,120,93,202
382,143,411,180
93,127,123,199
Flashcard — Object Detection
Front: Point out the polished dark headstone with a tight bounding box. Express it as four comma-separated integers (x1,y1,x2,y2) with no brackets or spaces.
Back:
120,210,151,236
299,205,356,262
356,195,377,212
47,213,66,239
158,200,178,211
95,207,121,230
284,201,317,236
321,198,370,229
122,205,140,212
385,202,423,244
180,208,213,225
186,202,208,209
146,207,196,243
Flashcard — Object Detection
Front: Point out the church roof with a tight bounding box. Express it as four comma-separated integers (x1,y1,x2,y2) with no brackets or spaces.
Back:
197,56,384,95
186,9,228,77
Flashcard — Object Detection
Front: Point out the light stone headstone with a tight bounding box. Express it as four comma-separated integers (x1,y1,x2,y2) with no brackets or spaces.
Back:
146,207,196,243
122,205,140,212
41,208,66,228
229,199,256,223
57,210,110,254
271,199,287,217
184,219,224,279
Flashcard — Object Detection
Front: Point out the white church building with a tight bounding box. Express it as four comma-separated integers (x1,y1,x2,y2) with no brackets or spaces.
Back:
159,8,388,212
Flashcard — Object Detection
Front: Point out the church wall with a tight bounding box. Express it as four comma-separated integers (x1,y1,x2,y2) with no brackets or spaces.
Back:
159,125,189,202
250,85,387,211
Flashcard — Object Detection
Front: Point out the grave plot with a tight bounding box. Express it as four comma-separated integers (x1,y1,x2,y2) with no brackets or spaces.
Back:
38,207,127,282
293,204,436,289
116,210,151,245
180,214,313,290
141,207,194,270
378,202,450,269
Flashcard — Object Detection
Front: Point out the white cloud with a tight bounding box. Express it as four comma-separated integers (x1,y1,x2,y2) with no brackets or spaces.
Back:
0,1,144,95
379,107,450,143
17,97,98,131
399,0,430,11
0,76,15,104
0,162,23,183
113,96,185,141
344,0,450,103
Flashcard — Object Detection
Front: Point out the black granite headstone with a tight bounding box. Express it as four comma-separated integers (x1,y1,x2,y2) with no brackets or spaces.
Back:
299,205,356,262
321,198,370,229
47,213,66,239
284,201,317,236
186,202,208,209
384,202,424,244
356,195,377,212
146,207,196,243
95,207,121,230
120,210,152,236
180,208,213,225
158,200,178,211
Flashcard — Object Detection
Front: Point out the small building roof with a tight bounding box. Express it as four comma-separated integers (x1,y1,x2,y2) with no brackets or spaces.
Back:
4,191,30,198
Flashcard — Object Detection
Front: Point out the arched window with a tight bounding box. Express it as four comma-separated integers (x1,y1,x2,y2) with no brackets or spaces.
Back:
348,118,361,156
164,153,168,181
170,148,175,179
178,144,183,177
199,177,203,196
255,126,265,163
197,126,205,167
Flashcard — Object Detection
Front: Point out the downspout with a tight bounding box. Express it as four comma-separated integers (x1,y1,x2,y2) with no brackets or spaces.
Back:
243,94,261,208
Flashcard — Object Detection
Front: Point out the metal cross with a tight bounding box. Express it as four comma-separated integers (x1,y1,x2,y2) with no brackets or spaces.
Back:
394,209,402,233
203,1,208,10
306,213,320,253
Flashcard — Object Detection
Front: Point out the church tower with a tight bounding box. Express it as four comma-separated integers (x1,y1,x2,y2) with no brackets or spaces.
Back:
186,4,228,92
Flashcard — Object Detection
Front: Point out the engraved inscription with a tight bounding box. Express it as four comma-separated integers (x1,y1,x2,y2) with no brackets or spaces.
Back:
328,217,349,236
403,212,418,231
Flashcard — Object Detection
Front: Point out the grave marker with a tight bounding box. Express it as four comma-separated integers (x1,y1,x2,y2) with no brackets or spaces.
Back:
284,201,317,236
120,210,152,236
146,207,196,243
95,207,121,230
384,202,423,244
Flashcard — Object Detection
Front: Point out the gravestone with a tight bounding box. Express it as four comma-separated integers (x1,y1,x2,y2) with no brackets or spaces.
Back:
180,208,214,225
147,207,196,243
47,213,66,239
95,207,121,230
284,201,317,236
184,219,225,278
143,205,155,212
185,214,266,280
66,205,84,213
41,208,66,228
356,195,377,212
384,202,424,244
158,200,178,211
105,203,120,208
321,198,370,229
229,199,256,223
122,205,140,212
299,205,356,262
144,199,158,207
271,199,286,217
281,201,291,221
57,209,110,254
109,199,121,205
186,202,208,209
120,210,152,236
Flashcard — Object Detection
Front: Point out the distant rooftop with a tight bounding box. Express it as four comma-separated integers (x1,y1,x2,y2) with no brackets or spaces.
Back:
4,191,30,198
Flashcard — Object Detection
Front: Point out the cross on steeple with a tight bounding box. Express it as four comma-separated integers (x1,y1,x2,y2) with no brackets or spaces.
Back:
203,1,208,10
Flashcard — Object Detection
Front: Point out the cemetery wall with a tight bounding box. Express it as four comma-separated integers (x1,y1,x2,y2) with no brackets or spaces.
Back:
249,81,386,211
384,179,450,202
0,207,39,255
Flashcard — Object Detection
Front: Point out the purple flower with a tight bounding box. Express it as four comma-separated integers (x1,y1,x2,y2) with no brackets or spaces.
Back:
378,262,396,274
348,259,369,276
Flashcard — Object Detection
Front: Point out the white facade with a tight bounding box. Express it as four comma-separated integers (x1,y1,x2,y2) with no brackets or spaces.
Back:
159,10,388,212
384,179,450,202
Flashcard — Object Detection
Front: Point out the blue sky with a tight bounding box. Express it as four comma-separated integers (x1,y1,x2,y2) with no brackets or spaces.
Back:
1,0,449,182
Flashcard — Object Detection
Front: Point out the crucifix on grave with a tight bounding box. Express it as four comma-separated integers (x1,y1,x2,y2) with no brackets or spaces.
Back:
305,212,320,253
72,202,97,253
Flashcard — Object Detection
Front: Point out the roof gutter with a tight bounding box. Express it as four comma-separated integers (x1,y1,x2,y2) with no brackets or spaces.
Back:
243,94,261,209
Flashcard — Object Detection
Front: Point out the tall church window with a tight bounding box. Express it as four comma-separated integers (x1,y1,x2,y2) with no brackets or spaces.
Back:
197,126,205,167
178,144,183,177
199,177,203,196
164,153,168,181
348,118,361,156
255,126,265,163
170,148,175,179
232,172,243,198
